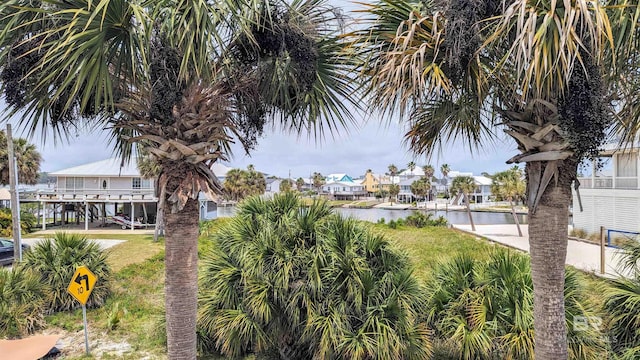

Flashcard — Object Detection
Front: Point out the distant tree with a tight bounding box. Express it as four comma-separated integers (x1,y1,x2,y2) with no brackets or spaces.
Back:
407,161,416,177
279,179,293,193
387,164,398,187
137,147,163,241
296,177,305,191
491,167,525,236
388,184,400,205
410,178,430,203
422,164,435,179
245,166,266,197
451,176,477,231
440,163,451,197
0,131,41,185
312,172,325,193
224,166,265,200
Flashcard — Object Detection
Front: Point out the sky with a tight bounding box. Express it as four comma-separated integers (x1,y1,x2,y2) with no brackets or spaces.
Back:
0,0,522,179
5,110,520,178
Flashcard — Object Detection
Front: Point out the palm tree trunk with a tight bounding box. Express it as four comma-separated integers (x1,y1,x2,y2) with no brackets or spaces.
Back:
164,180,199,359
509,198,523,237
154,203,165,242
528,160,575,360
464,193,475,231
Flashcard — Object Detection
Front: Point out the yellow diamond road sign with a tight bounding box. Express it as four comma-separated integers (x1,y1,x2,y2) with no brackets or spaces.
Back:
67,266,98,305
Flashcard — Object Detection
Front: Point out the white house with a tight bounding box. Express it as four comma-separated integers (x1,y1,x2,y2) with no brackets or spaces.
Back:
322,174,366,200
573,142,640,234
21,158,231,228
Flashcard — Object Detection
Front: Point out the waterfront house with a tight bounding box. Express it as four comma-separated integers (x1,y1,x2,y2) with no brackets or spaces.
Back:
573,142,640,234
21,158,230,229
322,174,367,200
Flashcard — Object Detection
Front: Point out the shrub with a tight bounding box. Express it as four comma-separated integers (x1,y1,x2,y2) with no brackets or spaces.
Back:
0,208,36,235
405,212,448,228
198,193,431,359
0,266,49,338
603,240,640,355
377,217,386,224
426,250,605,360
388,219,398,229
23,232,112,312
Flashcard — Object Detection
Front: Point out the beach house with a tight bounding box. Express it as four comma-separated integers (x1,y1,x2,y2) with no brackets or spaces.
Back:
573,142,640,234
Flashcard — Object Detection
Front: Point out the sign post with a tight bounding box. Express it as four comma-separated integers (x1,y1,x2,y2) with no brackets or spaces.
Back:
67,266,98,354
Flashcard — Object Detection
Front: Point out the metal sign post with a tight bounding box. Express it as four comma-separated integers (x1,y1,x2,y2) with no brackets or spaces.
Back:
67,266,98,355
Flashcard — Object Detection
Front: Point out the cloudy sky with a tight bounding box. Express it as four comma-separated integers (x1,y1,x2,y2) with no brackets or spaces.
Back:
1,0,522,179
6,109,519,178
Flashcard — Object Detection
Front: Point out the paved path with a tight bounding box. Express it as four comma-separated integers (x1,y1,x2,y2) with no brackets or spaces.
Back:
23,238,126,250
452,224,627,278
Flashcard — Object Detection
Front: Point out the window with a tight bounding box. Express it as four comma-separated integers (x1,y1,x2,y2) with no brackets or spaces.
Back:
65,177,83,190
132,178,151,189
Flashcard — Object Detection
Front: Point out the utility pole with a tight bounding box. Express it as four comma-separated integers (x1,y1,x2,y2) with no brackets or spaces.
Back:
7,124,22,263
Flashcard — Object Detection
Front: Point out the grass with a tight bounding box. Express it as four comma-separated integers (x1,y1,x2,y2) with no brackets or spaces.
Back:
32,220,615,358
372,224,495,281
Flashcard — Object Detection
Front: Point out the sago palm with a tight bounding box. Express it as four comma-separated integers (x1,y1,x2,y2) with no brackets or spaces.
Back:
0,0,357,357
349,0,639,357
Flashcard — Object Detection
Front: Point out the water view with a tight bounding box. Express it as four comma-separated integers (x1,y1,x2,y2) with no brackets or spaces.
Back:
214,206,528,225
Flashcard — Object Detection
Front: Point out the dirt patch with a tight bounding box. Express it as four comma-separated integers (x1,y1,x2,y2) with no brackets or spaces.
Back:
39,328,161,359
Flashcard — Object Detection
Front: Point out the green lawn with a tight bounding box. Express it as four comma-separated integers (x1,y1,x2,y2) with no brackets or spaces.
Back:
38,221,612,358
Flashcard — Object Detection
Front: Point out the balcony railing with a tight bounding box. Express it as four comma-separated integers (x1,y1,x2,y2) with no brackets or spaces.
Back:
577,177,639,190
19,188,156,201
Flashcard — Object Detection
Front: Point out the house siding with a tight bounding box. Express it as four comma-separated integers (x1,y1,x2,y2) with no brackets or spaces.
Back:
572,189,640,234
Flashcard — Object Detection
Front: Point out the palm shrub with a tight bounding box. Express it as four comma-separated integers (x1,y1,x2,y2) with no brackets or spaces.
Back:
0,266,49,337
23,233,111,312
405,211,448,228
425,250,604,360
198,192,431,359
603,240,640,355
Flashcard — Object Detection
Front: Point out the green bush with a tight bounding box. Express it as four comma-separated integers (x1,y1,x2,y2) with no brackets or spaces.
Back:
603,240,640,356
0,266,49,338
23,232,112,312
0,208,36,235
388,219,398,229
426,249,605,360
405,211,448,228
377,217,386,224
198,193,431,359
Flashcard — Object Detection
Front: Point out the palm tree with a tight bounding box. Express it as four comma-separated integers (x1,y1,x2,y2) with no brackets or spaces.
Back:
295,177,305,191
410,177,430,204
388,183,400,205
0,0,357,358
0,131,41,185
440,164,450,197
279,179,293,193
198,193,431,358
451,176,477,231
491,167,526,236
223,169,247,201
312,172,325,194
387,164,398,186
407,160,416,177
137,148,163,241
349,0,637,357
244,165,266,197
422,164,435,179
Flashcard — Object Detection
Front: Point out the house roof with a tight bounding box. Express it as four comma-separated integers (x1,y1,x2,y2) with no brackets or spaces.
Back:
50,158,232,177
400,168,425,177
473,176,493,186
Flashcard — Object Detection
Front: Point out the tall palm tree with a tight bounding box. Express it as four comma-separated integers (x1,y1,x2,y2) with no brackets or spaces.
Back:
491,167,525,236
387,163,398,181
410,177,430,204
349,0,638,357
0,130,41,185
0,0,357,358
388,183,400,205
440,164,450,197
450,176,476,231
137,147,163,241
311,172,324,194
407,160,416,177
422,164,435,179
279,178,293,193
295,177,305,191
223,169,247,201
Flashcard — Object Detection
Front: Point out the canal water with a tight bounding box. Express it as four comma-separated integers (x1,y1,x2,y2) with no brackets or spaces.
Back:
214,206,528,225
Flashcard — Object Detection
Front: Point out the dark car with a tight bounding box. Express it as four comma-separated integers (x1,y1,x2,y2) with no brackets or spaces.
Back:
0,238,30,266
